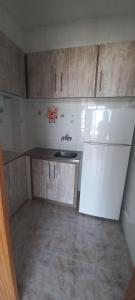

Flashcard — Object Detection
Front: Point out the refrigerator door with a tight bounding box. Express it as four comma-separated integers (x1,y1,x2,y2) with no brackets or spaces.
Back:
85,105,135,145
79,143,131,220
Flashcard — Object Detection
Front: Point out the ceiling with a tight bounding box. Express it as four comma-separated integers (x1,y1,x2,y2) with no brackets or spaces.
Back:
1,0,135,30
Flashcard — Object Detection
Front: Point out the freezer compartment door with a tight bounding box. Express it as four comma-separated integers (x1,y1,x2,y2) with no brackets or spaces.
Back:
79,143,131,220
84,106,135,145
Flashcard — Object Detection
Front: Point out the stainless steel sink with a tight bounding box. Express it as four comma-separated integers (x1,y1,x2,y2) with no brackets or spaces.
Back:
54,150,77,159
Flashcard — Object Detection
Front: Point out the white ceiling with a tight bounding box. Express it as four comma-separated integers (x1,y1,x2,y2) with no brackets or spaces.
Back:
1,0,135,30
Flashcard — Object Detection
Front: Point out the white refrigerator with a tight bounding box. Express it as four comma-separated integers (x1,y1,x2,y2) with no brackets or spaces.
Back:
79,103,135,220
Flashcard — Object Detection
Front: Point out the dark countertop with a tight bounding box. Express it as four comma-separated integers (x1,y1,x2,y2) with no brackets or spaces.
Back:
3,151,23,165
3,148,82,165
25,148,82,164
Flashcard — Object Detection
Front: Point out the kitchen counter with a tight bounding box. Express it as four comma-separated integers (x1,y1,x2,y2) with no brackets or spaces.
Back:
3,148,82,165
26,148,82,164
3,151,23,164
3,148,81,208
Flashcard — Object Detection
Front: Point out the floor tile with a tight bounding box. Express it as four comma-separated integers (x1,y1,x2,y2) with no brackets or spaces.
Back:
11,199,132,300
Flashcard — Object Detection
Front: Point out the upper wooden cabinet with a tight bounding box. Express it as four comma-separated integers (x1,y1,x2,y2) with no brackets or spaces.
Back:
0,31,26,97
27,45,98,98
60,46,98,97
96,41,135,97
27,50,55,98
27,41,135,98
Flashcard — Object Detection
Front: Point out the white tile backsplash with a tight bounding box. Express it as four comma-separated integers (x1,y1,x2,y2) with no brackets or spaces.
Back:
33,100,87,151
0,97,36,153
1,97,132,153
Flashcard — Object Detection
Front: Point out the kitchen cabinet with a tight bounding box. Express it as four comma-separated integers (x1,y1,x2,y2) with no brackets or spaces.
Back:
27,41,135,98
4,156,29,217
27,50,56,98
96,41,135,97
52,161,77,204
31,159,78,205
32,159,53,200
60,46,98,97
27,45,98,98
0,31,26,97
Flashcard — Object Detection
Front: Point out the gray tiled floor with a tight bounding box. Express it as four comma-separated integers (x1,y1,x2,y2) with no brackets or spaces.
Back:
11,199,132,300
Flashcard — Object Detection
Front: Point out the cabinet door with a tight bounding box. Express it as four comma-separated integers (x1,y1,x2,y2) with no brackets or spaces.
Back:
27,45,98,98
27,50,59,98
52,162,76,204
60,45,98,97
96,41,135,97
27,48,68,98
0,31,26,97
32,159,53,200
4,156,27,217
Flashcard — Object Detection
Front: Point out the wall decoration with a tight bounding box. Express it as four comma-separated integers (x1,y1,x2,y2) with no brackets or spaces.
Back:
47,105,58,123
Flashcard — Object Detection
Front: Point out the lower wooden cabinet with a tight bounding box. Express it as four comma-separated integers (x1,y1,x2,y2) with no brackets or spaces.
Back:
31,159,78,205
52,161,77,203
4,156,30,217
32,160,53,200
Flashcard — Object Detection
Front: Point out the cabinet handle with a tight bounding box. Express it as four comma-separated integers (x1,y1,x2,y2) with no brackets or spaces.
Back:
55,72,57,92
48,163,51,178
99,70,102,92
54,165,55,179
61,72,63,92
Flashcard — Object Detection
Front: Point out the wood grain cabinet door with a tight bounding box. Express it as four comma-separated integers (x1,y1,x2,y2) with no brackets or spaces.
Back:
54,48,67,98
0,31,26,97
60,45,98,97
4,156,28,218
27,45,98,98
96,41,135,97
27,50,60,98
52,162,76,204
32,159,53,200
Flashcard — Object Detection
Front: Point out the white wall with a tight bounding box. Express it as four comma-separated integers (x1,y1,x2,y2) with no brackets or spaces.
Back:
0,2,24,49
0,97,87,153
0,97,36,153
0,3,135,53
122,141,135,265
9,99,36,152
25,14,135,52
31,100,86,151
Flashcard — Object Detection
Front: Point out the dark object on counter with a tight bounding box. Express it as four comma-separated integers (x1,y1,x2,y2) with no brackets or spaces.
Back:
54,151,77,159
